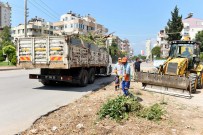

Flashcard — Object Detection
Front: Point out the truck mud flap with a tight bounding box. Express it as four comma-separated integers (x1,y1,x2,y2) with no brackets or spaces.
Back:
135,72,191,98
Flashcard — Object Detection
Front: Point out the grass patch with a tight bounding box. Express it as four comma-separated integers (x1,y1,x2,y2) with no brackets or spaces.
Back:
0,62,14,66
98,96,165,122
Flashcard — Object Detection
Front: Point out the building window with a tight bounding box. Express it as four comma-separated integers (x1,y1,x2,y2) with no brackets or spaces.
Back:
71,24,73,28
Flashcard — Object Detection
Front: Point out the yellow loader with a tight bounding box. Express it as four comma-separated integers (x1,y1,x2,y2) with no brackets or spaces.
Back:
135,40,203,98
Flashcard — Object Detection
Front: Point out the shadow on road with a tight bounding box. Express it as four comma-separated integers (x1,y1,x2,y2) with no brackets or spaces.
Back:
33,76,114,92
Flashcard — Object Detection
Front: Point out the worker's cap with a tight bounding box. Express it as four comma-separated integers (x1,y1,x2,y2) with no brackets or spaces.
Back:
122,57,128,62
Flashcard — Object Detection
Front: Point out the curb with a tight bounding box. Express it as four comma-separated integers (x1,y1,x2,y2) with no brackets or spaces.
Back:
0,67,22,71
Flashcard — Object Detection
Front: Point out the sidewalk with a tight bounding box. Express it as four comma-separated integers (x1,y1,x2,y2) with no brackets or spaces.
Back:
0,66,22,71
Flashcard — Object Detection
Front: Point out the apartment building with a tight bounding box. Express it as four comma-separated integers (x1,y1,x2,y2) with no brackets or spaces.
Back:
156,30,169,58
12,17,54,39
53,11,108,35
121,39,130,53
0,2,11,28
182,17,203,40
106,35,122,49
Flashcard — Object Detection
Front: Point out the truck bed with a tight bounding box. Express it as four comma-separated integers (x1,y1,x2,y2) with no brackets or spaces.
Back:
17,36,109,69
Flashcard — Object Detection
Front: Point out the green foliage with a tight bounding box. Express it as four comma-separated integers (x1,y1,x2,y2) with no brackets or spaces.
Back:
137,103,165,121
0,26,11,42
152,46,161,58
131,56,138,61
109,40,118,56
195,31,203,51
200,52,203,61
137,54,147,60
0,62,11,66
98,96,143,121
11,53,17,65
132,55,146,61
0,50,5,62
78,32,107,47
0,41,14,50
3,45,16,64
165,6,183,41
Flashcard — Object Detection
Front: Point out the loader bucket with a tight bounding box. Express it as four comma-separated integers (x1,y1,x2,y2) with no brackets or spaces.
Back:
134,72,191,98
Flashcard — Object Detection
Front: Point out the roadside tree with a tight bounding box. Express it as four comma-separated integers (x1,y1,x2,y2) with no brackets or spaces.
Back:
195,30,203,51
2,45,16,65
152,46,161,58
0,50,5,62
165,6,183,41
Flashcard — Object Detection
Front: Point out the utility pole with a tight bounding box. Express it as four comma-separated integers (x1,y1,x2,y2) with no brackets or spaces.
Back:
24,0,28,37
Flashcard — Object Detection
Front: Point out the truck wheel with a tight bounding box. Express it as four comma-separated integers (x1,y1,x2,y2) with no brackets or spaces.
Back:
78,69,88,87
88,68,95,84
197,72,203,89
189,73,198,93
107,65,112,77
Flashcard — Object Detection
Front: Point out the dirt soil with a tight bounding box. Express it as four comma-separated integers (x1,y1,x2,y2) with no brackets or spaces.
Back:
21,81,203,135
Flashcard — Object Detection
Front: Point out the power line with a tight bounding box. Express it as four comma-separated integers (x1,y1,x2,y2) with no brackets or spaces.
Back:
31,0,59,19
28,0,58,21
37,0,61,17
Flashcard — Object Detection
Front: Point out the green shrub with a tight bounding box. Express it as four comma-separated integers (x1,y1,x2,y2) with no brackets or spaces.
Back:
200,52,203,61
0,50,5,62
137,103,165,121
11,54,17,65
98,96,143,121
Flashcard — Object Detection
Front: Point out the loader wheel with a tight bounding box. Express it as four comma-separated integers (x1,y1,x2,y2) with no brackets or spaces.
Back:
197,72,203,89
189,73,198,93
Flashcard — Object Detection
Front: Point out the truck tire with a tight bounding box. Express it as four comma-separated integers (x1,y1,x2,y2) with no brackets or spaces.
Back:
105,66,111,77
107,65,112,77
88,68,95,84
197,72,203,89
78,69,88,87
189,73,198,93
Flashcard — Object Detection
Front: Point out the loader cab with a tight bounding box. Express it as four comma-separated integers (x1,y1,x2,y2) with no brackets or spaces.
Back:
169,41,199,58
169,41,200,68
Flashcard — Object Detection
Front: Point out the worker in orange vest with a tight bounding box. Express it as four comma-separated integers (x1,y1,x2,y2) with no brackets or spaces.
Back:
121,57,131,96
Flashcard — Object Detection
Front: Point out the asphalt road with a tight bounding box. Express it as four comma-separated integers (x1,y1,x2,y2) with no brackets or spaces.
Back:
0,69,114,135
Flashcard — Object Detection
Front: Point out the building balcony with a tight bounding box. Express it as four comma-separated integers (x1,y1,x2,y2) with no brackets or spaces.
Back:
159,40,168,45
